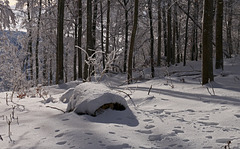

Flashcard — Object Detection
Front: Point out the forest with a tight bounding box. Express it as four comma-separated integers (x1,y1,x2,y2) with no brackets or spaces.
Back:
0,0,239,90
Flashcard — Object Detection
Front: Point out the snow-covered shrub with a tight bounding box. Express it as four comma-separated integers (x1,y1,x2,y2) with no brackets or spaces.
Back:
66,82,128,116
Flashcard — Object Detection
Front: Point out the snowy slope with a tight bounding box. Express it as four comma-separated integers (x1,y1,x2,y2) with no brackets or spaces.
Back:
0,57,240,149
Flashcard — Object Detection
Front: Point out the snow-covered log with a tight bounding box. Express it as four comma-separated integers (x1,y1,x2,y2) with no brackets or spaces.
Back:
66,82,128,116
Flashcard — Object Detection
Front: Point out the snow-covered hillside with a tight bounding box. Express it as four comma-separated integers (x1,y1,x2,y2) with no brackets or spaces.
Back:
0,57,240,149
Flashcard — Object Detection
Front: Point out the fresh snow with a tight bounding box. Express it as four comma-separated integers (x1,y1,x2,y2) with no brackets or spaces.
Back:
0,57,240,149
65,82,128,115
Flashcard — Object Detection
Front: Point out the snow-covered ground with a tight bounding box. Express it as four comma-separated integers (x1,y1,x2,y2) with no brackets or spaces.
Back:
1,57,240,149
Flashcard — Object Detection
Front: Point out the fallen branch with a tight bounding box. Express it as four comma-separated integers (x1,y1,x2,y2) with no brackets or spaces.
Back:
46,106,65,113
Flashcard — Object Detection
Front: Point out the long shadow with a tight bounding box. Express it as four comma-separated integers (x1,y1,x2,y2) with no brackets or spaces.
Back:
117,86,240,106
83,107,139,127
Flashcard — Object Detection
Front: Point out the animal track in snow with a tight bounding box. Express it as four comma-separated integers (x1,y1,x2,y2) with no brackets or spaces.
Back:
56,141,67,145
135,130,152,134
198,121,219,126
55,133,64,138
234,114,240,118
145,124,155,129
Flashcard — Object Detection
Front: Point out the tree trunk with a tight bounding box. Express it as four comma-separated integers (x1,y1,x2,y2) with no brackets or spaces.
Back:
105,0,110,73
78,0,82,79
162,1,167,57
183,0,190,66
123,0,129,72
74,20,77,80
127,0,138,84
215,0,223,70
35,0,42,85
56,0,65,84
100,0,105,70
202,0,214,85
27,1,33,81
148,0,154,78
84,0,93,81
226,0,233,58
167,0,172,66
157,0,161,67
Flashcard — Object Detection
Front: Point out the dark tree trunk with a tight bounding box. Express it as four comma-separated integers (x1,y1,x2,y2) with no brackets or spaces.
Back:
105,0,110,73
202,0,214,85
100,0,105,70
35,0,42,85
148,0,154,78
183,0,190,66
123,0,129,72
167,0,172,66
157,0,161,67
78,0,82,79
84,0,94,81
56,0,65,84
162,1,167,57
74,21,77,80
226,0,233,58
215,0,224,70
127,0,138,84
27,1,33,81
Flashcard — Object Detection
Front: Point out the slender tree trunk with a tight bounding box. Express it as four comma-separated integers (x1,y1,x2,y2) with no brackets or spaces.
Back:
27,1,33,81
105,0,110,73
162,1,167,57
202,0,214,85
123,0,129,72
148,0,154,78
157,0,161,66
172,1,177,65
215,0,224,70
35,0,42,85
226,0,233,58
100,0,105,70
74,20,77,80
84,0,93,81
78,0,82,79
127,0,138,84
183,0,190,66
56,0,65,84
167,0,172,66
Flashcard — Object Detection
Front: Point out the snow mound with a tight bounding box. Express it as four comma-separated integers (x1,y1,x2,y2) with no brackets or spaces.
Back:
66,82,128,116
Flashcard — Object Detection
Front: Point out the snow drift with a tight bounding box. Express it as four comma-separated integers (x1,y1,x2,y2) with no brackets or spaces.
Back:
65,82,128,116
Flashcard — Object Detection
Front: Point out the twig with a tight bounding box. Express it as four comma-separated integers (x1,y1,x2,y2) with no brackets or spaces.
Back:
116,90,136,107
148,85,152,95
46,106,65,113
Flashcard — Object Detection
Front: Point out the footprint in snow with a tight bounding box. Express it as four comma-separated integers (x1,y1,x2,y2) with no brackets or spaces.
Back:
143,119,154,122
55,133,64,138
85,132,93,135
234,114,240,118
135,130,152,134
109,132,116,134
56,141,67,145
198,121,219,126
145,124,155,129
172,129,184,134
34,127,40,129
62,118,69,121
55,130,60,132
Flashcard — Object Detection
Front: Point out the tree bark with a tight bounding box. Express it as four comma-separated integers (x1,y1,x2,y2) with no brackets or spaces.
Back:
183,0,190,66
202,0,214,85
148,0,154,78
56,0,65,84
127,0,138,84
157,0,161,67
167,0,172,66
35,0,42,85
123,0,129,72
215,0,224,70
78,0,82,79
27,1,33,81
100,0,105,70
84,0,93,81
105,0,110,73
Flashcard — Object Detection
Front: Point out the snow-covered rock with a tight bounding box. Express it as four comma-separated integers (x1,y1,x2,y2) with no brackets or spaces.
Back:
66,82,128,116
60,88,74,103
